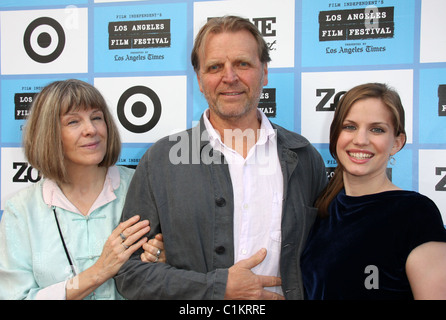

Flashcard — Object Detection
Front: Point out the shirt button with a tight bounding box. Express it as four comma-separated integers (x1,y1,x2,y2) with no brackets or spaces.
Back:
215,246,226,254
215,197,226,207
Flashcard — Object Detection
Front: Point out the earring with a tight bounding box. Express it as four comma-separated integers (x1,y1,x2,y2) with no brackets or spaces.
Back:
389,156,396,166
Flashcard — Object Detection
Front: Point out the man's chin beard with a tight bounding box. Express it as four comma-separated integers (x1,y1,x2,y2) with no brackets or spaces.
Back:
209,104,256,121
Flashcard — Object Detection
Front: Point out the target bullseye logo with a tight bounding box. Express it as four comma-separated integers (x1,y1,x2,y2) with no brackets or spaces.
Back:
23,17,65,63
117,86,162,133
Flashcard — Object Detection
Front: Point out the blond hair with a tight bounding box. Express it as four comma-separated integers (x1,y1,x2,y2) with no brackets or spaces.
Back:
191,15,271,73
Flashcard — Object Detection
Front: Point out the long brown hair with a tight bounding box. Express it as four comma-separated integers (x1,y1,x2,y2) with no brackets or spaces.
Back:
314,83,407,217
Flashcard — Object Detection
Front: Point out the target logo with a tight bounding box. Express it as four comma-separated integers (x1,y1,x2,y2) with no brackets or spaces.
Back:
117,86,162,133
95,76,186,143
23,17,66,63
1,8,88,74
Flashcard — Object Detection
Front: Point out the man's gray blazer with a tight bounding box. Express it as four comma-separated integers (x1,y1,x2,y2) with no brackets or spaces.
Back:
115,115,327,300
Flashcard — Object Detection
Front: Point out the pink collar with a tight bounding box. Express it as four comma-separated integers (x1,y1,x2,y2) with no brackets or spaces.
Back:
42,166,120,216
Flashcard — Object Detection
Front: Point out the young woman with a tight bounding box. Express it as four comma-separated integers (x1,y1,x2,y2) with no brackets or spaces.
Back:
301,83,446,299
0,79,163,299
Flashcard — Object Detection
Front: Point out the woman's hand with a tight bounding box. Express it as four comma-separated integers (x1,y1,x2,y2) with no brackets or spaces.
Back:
141,233,166,263
93,215,150,282
66,215,150,299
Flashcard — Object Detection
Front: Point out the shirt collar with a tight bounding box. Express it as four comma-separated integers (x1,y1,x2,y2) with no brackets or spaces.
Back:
42,165,120,215
203,108,276,151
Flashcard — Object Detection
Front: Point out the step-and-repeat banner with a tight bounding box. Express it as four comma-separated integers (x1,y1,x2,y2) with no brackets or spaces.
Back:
0,0,445,224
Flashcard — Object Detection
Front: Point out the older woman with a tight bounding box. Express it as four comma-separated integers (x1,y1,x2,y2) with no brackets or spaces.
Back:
0,79,161,300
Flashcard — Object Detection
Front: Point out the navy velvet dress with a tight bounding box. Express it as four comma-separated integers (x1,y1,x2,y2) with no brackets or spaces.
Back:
301,189,446,300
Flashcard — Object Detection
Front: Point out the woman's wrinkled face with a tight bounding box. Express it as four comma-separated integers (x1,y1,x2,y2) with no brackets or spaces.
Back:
60,107,107,169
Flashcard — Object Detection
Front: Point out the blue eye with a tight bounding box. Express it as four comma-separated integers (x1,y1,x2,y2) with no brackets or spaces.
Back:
371,127,385,133
208,65,221,72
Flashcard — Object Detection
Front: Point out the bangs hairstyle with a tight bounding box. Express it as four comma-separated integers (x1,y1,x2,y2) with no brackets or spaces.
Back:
315,82,407,217
23,79,121,184
191,15,271,73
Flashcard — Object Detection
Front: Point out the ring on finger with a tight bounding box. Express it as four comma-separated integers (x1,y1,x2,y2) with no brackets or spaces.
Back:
156,249,161,258
120,233,127,241
122,243,129,249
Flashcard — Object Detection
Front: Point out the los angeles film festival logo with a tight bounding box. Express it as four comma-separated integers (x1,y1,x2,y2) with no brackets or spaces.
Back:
108,19,171,55
258,88,276,118
319,6,394,54
15,92,37,120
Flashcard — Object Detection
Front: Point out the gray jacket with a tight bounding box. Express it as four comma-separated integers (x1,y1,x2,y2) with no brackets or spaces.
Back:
115,116,327,300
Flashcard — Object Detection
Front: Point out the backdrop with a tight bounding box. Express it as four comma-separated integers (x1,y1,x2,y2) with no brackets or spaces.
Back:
0,0,445,225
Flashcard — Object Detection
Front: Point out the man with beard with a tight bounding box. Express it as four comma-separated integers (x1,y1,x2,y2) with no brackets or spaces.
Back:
115,15,327,300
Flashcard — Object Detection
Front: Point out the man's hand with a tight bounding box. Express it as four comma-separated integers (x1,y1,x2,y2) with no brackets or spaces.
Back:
224,248,284,300
141,233,166,263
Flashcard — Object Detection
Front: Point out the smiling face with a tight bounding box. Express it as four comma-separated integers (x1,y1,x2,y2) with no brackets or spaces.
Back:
196,29,268,123
60,107,108,170
336,97,405,182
